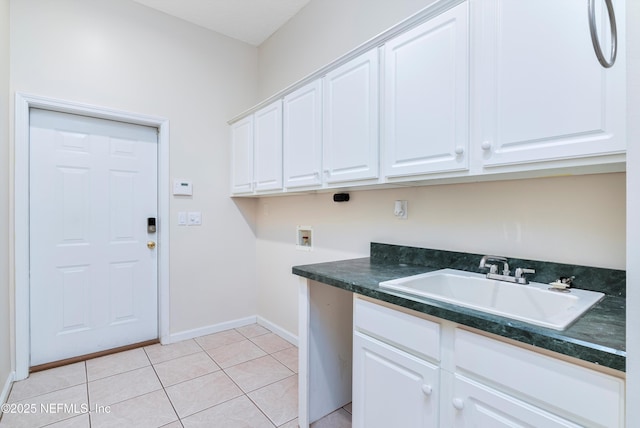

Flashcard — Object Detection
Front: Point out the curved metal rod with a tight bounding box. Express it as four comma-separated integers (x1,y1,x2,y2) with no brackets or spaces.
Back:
588,0,617,68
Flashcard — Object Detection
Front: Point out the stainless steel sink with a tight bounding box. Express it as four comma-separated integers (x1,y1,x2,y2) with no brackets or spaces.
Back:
379,268,604,330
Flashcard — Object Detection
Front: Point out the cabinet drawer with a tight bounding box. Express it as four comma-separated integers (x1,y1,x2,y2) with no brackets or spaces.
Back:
354,297,440,361
455,329,624,427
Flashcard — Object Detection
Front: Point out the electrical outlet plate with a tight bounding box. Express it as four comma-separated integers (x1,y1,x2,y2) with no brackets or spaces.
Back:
394,200,408,219
296,226,313,251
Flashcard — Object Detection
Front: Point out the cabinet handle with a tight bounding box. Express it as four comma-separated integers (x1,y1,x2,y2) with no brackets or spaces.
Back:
481,141,491,151
588,0,617,68
452,398,464,410
421,384,433,396
454,146,464,155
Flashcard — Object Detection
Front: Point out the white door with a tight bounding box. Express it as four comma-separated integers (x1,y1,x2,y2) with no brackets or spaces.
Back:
323,49,379,184
29,108,158,366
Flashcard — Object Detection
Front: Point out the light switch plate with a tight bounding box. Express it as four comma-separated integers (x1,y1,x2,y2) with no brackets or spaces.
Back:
178,211,187,226
187,211,201,226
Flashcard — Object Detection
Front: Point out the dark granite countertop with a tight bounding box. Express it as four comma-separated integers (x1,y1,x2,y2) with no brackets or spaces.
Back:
292,243,626,372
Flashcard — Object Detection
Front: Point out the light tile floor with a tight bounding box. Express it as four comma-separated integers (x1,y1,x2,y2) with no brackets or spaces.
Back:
0,324,352,428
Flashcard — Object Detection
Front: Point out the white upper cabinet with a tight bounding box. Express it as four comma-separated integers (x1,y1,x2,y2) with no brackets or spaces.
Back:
383,2,469,179
283,80,323,189
474,0,625,168
323,49,379,184
230,115,254,194
253,101,283,192
230,0,627,196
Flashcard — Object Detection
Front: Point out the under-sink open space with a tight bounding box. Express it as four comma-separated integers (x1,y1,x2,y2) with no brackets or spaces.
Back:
379,268,604,331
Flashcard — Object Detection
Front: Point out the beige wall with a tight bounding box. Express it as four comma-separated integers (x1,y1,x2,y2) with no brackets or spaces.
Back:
258,0,437,99
10,0,259,337
1,0,12,392
255,0,627,336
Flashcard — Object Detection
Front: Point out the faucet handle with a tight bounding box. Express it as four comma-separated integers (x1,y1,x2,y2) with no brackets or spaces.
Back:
515,268,535,277
514,268,535,284
479,255,505,268
479,255,509,276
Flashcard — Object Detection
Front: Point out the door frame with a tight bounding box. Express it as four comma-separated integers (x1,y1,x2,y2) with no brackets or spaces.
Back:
14,93,170,380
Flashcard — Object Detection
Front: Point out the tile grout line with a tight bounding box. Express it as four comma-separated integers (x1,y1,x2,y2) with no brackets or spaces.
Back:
167,328,296,427
8,325,301,428
84,362,92,428
149,329,286,425
145,346,182,427
231,329,296,428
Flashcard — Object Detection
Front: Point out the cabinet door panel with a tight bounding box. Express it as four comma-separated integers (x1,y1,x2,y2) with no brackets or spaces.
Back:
254,101,283,192
353,331,438,428
230,116,253,194
451,375,581,428
384,2,469,178
455,329,624,427
476,0,625,167
323,49,379,183
283,81,323,188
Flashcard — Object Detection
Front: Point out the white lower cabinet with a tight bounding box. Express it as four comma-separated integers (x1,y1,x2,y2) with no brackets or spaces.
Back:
452,328,625,428
353,297,625,428
353,297,441,428
449,374,581,428
353,332,439,428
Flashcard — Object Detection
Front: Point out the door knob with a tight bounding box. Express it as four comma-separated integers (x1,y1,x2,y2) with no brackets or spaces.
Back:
452,398,464,410
421,384,433,396
147,241,156,249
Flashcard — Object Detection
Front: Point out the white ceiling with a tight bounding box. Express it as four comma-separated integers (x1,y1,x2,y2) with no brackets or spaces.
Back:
131,0,311,46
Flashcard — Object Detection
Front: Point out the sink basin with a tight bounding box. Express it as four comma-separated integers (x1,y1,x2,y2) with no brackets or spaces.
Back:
379,269,604,330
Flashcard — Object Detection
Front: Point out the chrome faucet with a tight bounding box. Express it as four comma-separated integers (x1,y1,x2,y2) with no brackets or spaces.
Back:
479,255,535,284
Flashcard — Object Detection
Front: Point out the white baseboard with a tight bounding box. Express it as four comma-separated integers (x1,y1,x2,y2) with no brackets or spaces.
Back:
160,315,299,348
163,316,257,344
1,371,15,405
257,316,298,347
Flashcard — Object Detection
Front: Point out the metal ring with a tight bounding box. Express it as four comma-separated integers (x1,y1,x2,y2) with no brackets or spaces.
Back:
588,0,617,68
